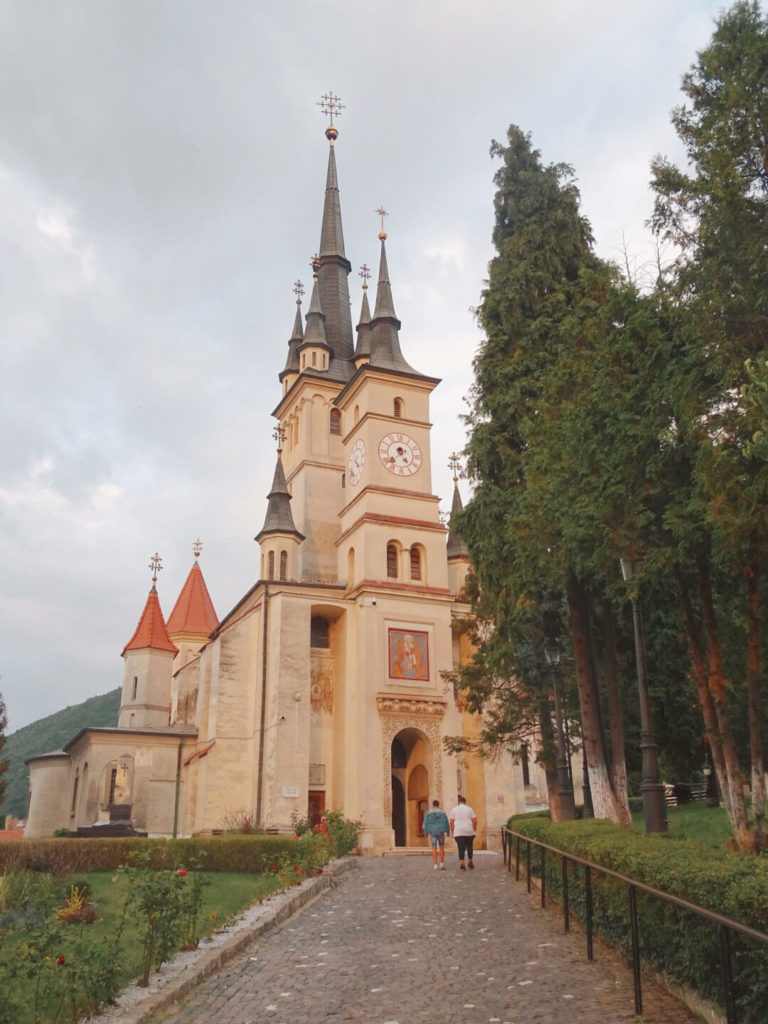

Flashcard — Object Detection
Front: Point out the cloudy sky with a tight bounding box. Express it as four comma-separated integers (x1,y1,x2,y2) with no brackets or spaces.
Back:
1,0,729,732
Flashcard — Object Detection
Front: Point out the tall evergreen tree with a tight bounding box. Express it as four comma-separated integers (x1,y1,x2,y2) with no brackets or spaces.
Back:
650,0,768,849
0,692,8,808
460,127,632,825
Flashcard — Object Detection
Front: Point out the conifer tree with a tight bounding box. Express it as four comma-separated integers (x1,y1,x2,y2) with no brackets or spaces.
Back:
0,692,8,808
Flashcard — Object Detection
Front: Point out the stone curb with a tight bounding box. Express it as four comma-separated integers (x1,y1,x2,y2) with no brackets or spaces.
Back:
91,856,357,1024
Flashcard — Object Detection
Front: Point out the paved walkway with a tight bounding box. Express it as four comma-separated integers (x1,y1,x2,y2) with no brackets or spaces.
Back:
154,852,705,1024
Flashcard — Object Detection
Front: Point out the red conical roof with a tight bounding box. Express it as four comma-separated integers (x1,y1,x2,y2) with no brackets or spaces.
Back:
167,561,218,637
123,587,178,655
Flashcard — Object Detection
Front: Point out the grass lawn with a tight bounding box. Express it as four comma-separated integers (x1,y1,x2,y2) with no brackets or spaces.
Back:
1,870,282,1024
631,799,734,846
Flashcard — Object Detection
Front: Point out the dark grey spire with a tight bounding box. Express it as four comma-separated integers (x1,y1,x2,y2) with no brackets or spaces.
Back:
369,236,424,376
354,285,373,363
316,127,354,372
301,275,329,349
280,287,304,382
447,480,469,560
255,452,305,542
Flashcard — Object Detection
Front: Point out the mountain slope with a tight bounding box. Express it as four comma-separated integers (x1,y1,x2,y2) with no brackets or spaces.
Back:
2,689,121,820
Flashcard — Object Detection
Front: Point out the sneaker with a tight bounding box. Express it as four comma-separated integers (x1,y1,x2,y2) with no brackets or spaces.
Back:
433,863,439,870
468,860,474,870
440,863,445,870
460,862,466,871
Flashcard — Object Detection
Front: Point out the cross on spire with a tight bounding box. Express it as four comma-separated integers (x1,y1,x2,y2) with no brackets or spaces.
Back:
359,264,370,290
148,552,163,584
310,253,320,279
193,539,203,559
293,279,304,303
448,453,462,483
376,207,388,240
317,91,345,125
273,424,286,450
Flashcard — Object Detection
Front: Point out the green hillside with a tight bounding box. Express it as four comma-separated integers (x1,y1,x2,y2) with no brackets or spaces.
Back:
1,689,121,820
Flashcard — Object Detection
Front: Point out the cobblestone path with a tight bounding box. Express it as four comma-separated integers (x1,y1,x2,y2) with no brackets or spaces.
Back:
157,852,703,1024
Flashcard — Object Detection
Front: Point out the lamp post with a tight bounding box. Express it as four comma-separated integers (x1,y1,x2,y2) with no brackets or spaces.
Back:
620,556,667,834
544,641,576,821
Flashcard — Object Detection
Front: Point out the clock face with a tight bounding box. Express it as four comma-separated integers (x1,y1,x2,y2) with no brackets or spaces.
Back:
378,432,423,477
347,438,366,485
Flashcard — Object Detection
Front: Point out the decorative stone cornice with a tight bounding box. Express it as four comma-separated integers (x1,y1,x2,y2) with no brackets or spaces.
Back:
376,695,446,717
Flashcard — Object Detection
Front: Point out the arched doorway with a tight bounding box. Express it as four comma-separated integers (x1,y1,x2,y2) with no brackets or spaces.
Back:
390,728,432,846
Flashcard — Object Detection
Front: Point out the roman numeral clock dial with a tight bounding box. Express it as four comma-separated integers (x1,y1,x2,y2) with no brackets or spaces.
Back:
378,433,422,477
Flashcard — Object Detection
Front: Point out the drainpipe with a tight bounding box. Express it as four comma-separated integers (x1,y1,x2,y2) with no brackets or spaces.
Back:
172,738,183,838
256,582,269,825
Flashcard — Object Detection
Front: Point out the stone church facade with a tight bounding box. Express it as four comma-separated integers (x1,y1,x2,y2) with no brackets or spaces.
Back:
25,115,546,852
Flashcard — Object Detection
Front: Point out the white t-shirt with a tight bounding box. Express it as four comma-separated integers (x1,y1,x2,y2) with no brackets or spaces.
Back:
449,803,476,837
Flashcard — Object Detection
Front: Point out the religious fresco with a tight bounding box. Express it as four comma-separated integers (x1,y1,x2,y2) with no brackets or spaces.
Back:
310,654,334,713
388,628,429,681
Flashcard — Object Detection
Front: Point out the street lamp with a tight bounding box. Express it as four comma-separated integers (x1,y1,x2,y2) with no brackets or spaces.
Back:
620,556,668,834
544,641,576,821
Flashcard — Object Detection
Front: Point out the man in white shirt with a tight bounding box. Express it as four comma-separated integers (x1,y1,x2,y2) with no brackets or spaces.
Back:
449,795,478,871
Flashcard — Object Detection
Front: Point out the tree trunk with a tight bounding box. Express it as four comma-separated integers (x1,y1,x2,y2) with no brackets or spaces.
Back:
697,552,755,852
566,574,630,825
599,600,631,822
538,699,563,822
675,567,732,819
745,553,766,846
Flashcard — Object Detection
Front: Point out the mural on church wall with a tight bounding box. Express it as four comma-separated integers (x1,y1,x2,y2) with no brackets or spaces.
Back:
388,628,429,681
310,653,334,713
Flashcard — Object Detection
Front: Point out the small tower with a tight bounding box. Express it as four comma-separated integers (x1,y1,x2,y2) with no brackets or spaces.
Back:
255,428,305,581
352,264,372,368
279,281,305,395
119,554,178,729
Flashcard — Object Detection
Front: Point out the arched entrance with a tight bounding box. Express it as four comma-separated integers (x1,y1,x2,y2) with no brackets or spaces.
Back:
390,728,432,847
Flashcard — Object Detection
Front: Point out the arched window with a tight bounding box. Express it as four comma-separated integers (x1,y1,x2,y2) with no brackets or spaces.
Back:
71,771,79,814
132,676,138,700
410,546,422,581
347,547,355,584
330,408,341,435
394,398,404,418
268,550,275,580
387,543,399,579
354,405,360,424
312,351,317,367
310,617,330,648
279,550,288,581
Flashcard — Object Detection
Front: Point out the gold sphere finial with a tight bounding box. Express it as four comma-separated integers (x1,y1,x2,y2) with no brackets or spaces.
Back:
325,125,338,145
376,206,388,240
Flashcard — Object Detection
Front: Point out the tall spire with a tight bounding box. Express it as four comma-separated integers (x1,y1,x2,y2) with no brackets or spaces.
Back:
280,280,304,381
368,217,424,376
255,429,305,543
315,92,354,373
301,259,329,349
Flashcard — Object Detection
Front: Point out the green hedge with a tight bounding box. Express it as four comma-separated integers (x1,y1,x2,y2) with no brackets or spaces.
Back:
505,815,768,1024
0,835,310,876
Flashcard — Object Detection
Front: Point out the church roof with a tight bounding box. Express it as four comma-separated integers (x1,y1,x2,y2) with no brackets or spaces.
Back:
255,451,305,542
447,481,470,560
353,285,372,363
122,587,178,656
167,560,218,637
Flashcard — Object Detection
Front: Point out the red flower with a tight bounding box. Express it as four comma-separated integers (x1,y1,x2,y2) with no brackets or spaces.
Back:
57,956,66,966
317,868,323,875
177,868,188,876
211,912,217,919
293,865,298,871
293,835,299,840
270,864,276,871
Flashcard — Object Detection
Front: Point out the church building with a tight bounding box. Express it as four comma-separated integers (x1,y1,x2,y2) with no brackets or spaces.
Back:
25,102,545,852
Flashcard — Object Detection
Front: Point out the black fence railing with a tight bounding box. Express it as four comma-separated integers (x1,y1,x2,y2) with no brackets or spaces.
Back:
501,825,768,1024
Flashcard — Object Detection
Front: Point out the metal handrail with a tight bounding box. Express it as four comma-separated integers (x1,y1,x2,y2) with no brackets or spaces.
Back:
501,825,768,1024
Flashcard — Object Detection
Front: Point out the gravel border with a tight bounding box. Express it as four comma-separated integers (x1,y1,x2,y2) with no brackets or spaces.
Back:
86,857,356,1024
